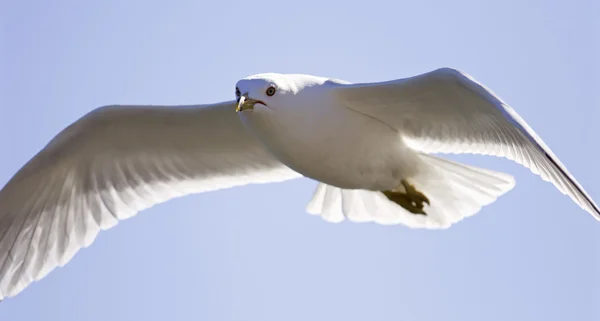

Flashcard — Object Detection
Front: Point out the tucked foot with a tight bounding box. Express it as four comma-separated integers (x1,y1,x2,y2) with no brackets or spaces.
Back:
382,179,430,215
401,179,430,207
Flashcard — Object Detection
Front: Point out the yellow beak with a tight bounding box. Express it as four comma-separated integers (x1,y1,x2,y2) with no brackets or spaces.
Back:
235,96,245,112
236,96,252,113
236,95,263,112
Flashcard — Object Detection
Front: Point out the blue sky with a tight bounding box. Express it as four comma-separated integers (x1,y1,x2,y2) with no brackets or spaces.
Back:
1,1,598,320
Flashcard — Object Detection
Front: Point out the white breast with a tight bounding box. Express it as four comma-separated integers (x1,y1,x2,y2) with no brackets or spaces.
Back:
239,90,421,190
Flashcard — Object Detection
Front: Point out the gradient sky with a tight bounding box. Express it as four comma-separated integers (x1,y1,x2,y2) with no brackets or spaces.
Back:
1,1,599,320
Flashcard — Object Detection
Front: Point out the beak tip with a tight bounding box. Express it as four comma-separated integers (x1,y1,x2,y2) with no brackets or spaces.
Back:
236,96,246,113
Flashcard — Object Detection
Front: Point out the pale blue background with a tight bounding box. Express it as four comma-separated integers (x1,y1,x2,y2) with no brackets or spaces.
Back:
1,1,599,320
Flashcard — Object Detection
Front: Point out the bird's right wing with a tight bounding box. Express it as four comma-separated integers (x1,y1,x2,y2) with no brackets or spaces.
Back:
0,101,301,300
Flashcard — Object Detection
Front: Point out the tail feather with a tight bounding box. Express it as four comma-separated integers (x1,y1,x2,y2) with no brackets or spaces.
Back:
306,155,516,229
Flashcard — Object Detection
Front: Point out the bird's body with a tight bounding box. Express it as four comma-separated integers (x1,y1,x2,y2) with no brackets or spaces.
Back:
238,76,421,190
0,67,598,300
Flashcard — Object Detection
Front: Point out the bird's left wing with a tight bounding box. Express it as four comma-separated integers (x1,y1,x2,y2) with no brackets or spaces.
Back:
331,68,600,220
0,101,301,300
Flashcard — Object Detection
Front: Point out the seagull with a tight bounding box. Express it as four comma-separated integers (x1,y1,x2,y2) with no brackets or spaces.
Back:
0,67,597,300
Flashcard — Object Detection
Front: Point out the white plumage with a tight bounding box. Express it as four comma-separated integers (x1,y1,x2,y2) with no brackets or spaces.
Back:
0,68,597,300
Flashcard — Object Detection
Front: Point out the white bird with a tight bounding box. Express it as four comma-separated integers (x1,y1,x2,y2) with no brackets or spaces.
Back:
0,67,597,300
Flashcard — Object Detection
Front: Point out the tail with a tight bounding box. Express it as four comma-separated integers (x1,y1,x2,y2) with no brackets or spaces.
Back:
305,154,516,229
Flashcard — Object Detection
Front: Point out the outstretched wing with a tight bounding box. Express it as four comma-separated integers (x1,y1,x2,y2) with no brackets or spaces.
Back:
0,101,301,300
332,67,600,220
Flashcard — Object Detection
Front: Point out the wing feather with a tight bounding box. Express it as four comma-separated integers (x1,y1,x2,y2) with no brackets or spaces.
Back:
332,68,600,219
0,101,300,300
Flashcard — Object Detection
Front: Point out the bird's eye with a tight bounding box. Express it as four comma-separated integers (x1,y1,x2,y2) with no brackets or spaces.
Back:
235,87,241,98
266,86,276,97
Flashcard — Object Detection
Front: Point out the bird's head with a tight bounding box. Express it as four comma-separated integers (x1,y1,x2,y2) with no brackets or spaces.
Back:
234,73,331,114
